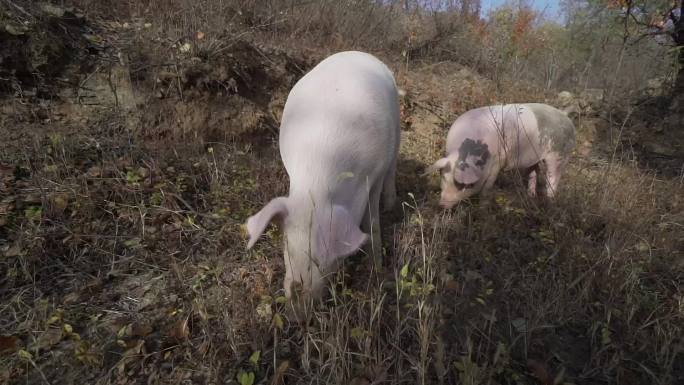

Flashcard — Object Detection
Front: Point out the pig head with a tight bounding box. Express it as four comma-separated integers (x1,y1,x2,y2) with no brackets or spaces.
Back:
428,138,492,208
246,198,369,299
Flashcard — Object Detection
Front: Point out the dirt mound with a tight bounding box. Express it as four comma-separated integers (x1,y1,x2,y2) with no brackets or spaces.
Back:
134,40,311,142
0,2,100,98
1,2,312,145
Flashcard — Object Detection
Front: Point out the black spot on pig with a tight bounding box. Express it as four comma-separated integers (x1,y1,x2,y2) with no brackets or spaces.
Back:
457,139,490,169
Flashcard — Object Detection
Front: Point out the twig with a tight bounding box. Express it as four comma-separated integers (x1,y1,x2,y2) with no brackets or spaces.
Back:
2,0,34,19
25,355,52,385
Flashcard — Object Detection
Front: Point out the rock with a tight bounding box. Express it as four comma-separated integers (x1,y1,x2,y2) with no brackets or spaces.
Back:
40,3,65,17
556,91,579,116
580,88,604,106
4,24,26,36
80,65,139,110
557,91,574,104
645,76,669,97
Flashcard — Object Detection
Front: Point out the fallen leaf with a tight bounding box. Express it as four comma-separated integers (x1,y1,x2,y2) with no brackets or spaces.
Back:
4,244,22,258
40,3,65,17
270,360,290,385
196,31,205,40
0,336,20,356
169,317,189,340
34,328,63,351
17,349,32,361
179,42,192,53
249,350,260,366
237,371,255,385
336,171,355,182
5,24,26,36
272,313,284,330
86,166,102,178
511,318,527,333
130,322,153,337
50,193,69,212
445,279,459,290
196,338,210,356
527,359,553,385
256,302,272,323
63,291,81,305
117,339,145,374
74,340,99,365
349,378,371,385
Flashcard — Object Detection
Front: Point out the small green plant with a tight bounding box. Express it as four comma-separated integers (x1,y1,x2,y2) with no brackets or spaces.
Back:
24,205,42,221
126,170,141,185
237,370,255,385
398,262,435,297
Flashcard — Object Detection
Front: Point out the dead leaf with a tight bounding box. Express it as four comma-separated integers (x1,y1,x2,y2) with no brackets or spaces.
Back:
527,359,553,385
348,378,371,385
130,322,153,337
117,339,145,375
3,244,22,258
169,317,189,340
33,328,63,351
270,360,290,385
63,291,81,305
444,279,459,290
86,166,102,178
50,193,69,213
105,317,129,334
123,339,145,356
0,336,20,356
0,163,13,176
196,338,210,356
196,31,205,40
0,199,14,215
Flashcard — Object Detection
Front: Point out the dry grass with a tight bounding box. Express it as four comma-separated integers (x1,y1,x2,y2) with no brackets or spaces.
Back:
1,1,683,385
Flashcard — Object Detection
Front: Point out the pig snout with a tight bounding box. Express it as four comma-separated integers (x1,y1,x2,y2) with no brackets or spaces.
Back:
283,274,326,301
438,182,468,208
439,197,459,209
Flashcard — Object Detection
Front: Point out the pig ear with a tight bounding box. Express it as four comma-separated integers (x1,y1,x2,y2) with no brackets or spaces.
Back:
246,197,289,249
455,165,482,185
423,158,450,176
316,205,369,265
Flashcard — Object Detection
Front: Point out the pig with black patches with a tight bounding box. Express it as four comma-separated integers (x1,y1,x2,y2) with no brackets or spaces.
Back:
245,51,400,301
427,103,576,208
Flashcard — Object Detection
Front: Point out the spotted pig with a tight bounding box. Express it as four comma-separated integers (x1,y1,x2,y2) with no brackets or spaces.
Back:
427,103,576,208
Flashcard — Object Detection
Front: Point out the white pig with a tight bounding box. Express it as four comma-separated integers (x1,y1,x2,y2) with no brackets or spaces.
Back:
428,103,575,208
245,51,400,300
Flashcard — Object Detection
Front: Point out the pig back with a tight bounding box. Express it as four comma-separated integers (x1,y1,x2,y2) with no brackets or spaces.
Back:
278,52,400,202
446,104,542,170
524,103,576,157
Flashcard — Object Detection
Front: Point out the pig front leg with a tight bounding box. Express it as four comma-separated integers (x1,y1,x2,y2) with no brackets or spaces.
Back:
479,166,500,197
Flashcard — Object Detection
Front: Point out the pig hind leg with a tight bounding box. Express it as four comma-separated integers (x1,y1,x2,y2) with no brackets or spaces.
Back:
381,155,397,212
526,164,540,197
543,153,567,198
362,181,383,268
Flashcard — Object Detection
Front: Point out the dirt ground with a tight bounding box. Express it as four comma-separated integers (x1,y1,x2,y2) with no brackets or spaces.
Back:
1,4,683,385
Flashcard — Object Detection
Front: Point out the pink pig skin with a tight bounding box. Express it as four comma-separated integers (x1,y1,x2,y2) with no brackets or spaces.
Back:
429,103,576,208
245,51,400,300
